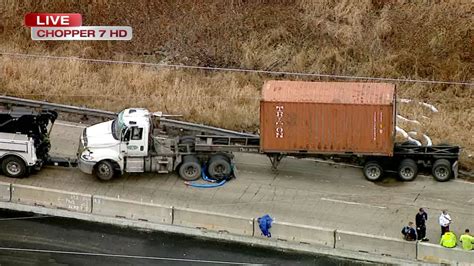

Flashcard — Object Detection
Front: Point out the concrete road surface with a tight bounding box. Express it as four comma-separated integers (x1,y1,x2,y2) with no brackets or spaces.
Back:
1,121,472,244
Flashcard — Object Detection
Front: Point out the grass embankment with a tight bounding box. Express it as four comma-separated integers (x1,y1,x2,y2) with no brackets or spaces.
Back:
0,1,472,169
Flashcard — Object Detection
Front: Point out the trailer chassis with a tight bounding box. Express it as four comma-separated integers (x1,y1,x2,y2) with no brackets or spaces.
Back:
194,135,460,182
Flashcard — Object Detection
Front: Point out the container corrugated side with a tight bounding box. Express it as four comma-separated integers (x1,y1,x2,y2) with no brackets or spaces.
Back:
260,81,395,156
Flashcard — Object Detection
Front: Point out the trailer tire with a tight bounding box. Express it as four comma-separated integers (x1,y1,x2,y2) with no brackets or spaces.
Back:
1,156,27,178
94,160,115,181
432,159,452,182
363,161,383,182
397,159,418,181
178,155,201,181
207,154,232,179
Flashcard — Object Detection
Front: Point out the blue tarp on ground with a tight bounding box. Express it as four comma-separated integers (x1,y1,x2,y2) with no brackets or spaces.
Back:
258,214,273,237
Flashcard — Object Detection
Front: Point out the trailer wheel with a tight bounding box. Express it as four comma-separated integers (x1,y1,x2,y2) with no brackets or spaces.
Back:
1,156,27,178
94,160,115,181
178,155,201,181
363,161,383,182
432,159,452,182
397,159,418,181
207,154,232,179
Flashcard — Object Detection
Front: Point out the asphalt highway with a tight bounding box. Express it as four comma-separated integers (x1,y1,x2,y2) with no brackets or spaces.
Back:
0,209,372,266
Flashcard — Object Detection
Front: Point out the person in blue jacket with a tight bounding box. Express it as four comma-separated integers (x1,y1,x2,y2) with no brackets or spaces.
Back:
401,221,417,241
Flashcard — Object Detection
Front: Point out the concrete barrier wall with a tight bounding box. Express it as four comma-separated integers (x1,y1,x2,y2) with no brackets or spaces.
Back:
0,181,11,202
92,196,172,224
11,184,91,213
254,220,335,248
173,207,253,236
417,242,474,264
5,183,471,264
335,230,416,260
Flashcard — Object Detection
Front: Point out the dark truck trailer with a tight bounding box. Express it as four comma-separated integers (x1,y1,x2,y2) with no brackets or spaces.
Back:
256,80,459,182
199,80,459,182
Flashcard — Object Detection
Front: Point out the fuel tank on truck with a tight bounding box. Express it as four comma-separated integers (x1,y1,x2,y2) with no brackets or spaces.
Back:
260,81,396,156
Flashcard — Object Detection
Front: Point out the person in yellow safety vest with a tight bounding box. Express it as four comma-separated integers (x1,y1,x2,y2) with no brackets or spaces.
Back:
460,229,473,251
440,231,457,248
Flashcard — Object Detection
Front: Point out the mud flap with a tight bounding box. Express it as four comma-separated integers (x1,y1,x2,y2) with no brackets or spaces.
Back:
452,160,459,179
231,158,238,178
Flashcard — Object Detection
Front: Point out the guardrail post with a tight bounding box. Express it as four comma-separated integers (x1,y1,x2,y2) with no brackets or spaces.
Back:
252,218,255,237
170,206,174,225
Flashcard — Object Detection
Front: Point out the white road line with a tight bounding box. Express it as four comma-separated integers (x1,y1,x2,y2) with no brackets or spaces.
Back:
55,122,87,128
0,247,251,265
320,198,387,209
0,215,54,221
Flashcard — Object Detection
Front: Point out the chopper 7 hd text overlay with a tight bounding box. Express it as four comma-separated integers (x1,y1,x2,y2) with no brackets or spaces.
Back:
25,13,132,41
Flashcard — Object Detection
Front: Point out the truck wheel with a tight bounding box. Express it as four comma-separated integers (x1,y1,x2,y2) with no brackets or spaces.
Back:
207,154,232,179
432,159,452,182
1,156,27,178
178,155,201,181
363,161,383,182
95,160,115,181
398,159,418,181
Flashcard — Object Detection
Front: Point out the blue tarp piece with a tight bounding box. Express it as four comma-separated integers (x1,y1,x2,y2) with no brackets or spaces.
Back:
258,214,273,237
184,165,231,188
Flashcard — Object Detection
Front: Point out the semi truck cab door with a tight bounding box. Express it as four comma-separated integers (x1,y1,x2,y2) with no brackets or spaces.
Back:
125,126,147,157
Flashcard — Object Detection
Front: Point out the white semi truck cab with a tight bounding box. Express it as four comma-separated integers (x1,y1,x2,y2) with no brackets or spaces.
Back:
78,108,235,181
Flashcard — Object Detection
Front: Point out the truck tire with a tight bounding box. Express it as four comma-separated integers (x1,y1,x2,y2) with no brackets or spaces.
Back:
397,159,418,181
95,160,115,181
363,161,383,182
207,154,232,179
178,155,201,181
432,159,452,182
1,156,27,178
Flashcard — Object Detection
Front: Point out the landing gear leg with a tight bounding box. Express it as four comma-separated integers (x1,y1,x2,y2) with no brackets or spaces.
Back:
268,154,285,170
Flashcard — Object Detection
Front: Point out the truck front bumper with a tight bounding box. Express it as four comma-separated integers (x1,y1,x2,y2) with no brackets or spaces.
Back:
78,158,95,174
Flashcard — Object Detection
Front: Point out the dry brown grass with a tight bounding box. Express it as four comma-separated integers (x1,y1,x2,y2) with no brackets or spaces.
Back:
0,57,260,131
0,1,472,169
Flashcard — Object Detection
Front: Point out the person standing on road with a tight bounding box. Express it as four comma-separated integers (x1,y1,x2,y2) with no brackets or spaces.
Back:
416,208,429,241
439,210,451,236
460,229,473,251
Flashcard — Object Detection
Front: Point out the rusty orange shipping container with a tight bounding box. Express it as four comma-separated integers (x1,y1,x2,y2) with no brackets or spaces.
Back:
260,81,396,156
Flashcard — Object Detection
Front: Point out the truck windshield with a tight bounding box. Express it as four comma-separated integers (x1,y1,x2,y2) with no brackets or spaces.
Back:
111,111,127,140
